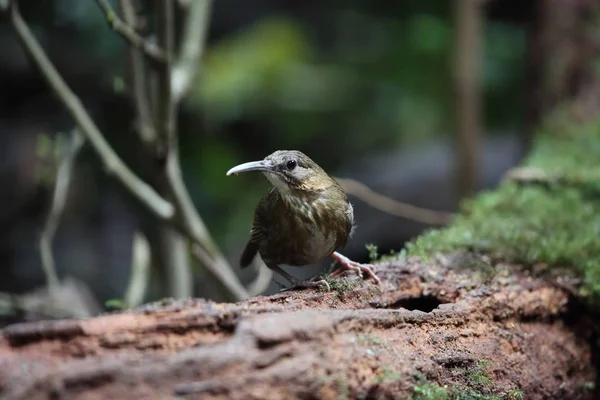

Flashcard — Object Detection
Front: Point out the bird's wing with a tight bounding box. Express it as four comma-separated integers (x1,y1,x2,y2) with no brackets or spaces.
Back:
240,241,258,268
330,200,353,250
239,189,273,268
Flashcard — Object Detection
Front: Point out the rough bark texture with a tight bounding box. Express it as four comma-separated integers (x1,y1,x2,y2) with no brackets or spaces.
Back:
0,256,595,400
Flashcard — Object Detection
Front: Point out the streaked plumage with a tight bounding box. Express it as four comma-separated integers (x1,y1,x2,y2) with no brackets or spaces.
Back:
227,150,380,290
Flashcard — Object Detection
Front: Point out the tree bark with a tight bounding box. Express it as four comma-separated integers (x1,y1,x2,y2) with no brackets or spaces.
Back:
454,0,483,198
0,256,595,399
524,0,600,145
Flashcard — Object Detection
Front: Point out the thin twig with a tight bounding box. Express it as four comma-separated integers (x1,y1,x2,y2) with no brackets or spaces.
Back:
335,177,454,226
161,0,249,299
153,0,249,299
191,243,249,300
6,1,175,220
504,167,600,188
93,0,166,63
119,0,156,144
39,130,84,288
152,0,194,299
155,0,176,154
5,0,249,301
171,0,213,102
503,167,552,184
159,226,193,299
124,231,151,308
246,261,274,297
0,278,100,319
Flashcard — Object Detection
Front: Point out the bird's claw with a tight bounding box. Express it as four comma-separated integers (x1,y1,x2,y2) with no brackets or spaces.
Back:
330,252,381,285
279,279,331,292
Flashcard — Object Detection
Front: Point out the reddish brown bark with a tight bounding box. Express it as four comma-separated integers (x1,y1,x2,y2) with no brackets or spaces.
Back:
0,256,595,399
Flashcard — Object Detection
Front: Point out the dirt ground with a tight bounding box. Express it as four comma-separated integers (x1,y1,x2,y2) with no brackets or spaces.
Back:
0,253,597,399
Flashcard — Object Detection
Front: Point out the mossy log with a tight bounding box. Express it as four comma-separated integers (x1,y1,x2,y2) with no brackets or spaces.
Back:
0,255,596,400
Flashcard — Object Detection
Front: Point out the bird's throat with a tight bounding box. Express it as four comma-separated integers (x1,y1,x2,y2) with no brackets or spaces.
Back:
263,172,291,195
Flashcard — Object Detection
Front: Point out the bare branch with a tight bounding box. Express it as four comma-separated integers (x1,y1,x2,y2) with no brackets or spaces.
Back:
5,0,249,301
155,0,176,154
159,227,193,299
151,0,194,299
93,0,166,63
119,0,156,144
191,244,249,300
504,167,600,188
0,278,101,319
335,177,454,226
171,0,213,102
6,1,175,220
503,167,552,184
246,261,274,297
124,231,151,308
153,0,248,300
39,130,84,289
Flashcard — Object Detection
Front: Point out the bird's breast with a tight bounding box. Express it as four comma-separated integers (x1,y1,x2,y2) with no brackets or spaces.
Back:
259,193,352,266
301,224,337,264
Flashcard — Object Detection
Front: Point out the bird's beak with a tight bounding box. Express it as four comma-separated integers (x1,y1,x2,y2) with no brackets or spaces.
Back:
226,160,275,176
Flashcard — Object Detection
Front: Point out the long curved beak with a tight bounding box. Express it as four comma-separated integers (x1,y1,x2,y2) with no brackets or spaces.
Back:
226,160,275,176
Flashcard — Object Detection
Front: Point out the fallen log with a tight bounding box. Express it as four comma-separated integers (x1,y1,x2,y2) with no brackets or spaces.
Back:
0,254,595,400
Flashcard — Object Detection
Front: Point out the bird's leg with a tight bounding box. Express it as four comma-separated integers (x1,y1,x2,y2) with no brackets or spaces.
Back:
271,266,331,292
329,251,381,284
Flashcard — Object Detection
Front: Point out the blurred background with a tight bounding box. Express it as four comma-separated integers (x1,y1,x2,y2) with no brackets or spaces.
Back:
0,0,576,325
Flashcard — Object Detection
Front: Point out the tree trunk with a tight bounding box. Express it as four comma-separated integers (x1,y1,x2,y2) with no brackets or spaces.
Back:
454,0,483,198
524,0,600,143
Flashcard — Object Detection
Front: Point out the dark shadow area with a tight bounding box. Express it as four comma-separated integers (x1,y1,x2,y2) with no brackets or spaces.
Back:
386,295,446,313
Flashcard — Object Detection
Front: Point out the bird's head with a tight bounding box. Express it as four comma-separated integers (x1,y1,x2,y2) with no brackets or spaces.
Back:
226,150,336,194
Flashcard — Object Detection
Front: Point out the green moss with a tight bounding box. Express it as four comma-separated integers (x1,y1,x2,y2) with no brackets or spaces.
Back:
105,298,127,310
467,361,493,387
357,333,383,346
405,118,600,305
449,390,502,400
372,368,402,385
410,381,506,400
411,382,449,400
325,276,360,293
505,388,524,400
365,243,379,262
318,373,350,400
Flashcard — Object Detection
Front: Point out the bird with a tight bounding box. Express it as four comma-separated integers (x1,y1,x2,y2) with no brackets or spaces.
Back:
226,150,380,291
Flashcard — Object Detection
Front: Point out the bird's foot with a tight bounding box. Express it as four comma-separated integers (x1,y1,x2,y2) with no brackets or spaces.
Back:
330,252,381,284
279,279,331,292
271,265,331,292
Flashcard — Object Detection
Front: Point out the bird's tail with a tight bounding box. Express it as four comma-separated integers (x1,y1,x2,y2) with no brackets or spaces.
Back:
240,241,258,269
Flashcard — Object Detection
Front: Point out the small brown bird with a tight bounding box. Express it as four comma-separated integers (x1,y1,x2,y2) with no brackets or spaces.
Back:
227,150,380,290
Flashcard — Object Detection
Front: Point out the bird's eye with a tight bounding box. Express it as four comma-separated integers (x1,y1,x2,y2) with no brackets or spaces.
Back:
286,159,297,171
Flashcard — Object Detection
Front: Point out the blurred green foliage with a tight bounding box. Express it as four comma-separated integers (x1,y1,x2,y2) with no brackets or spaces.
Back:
23,2,527,174
191,12,525,146
179,9,526,244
